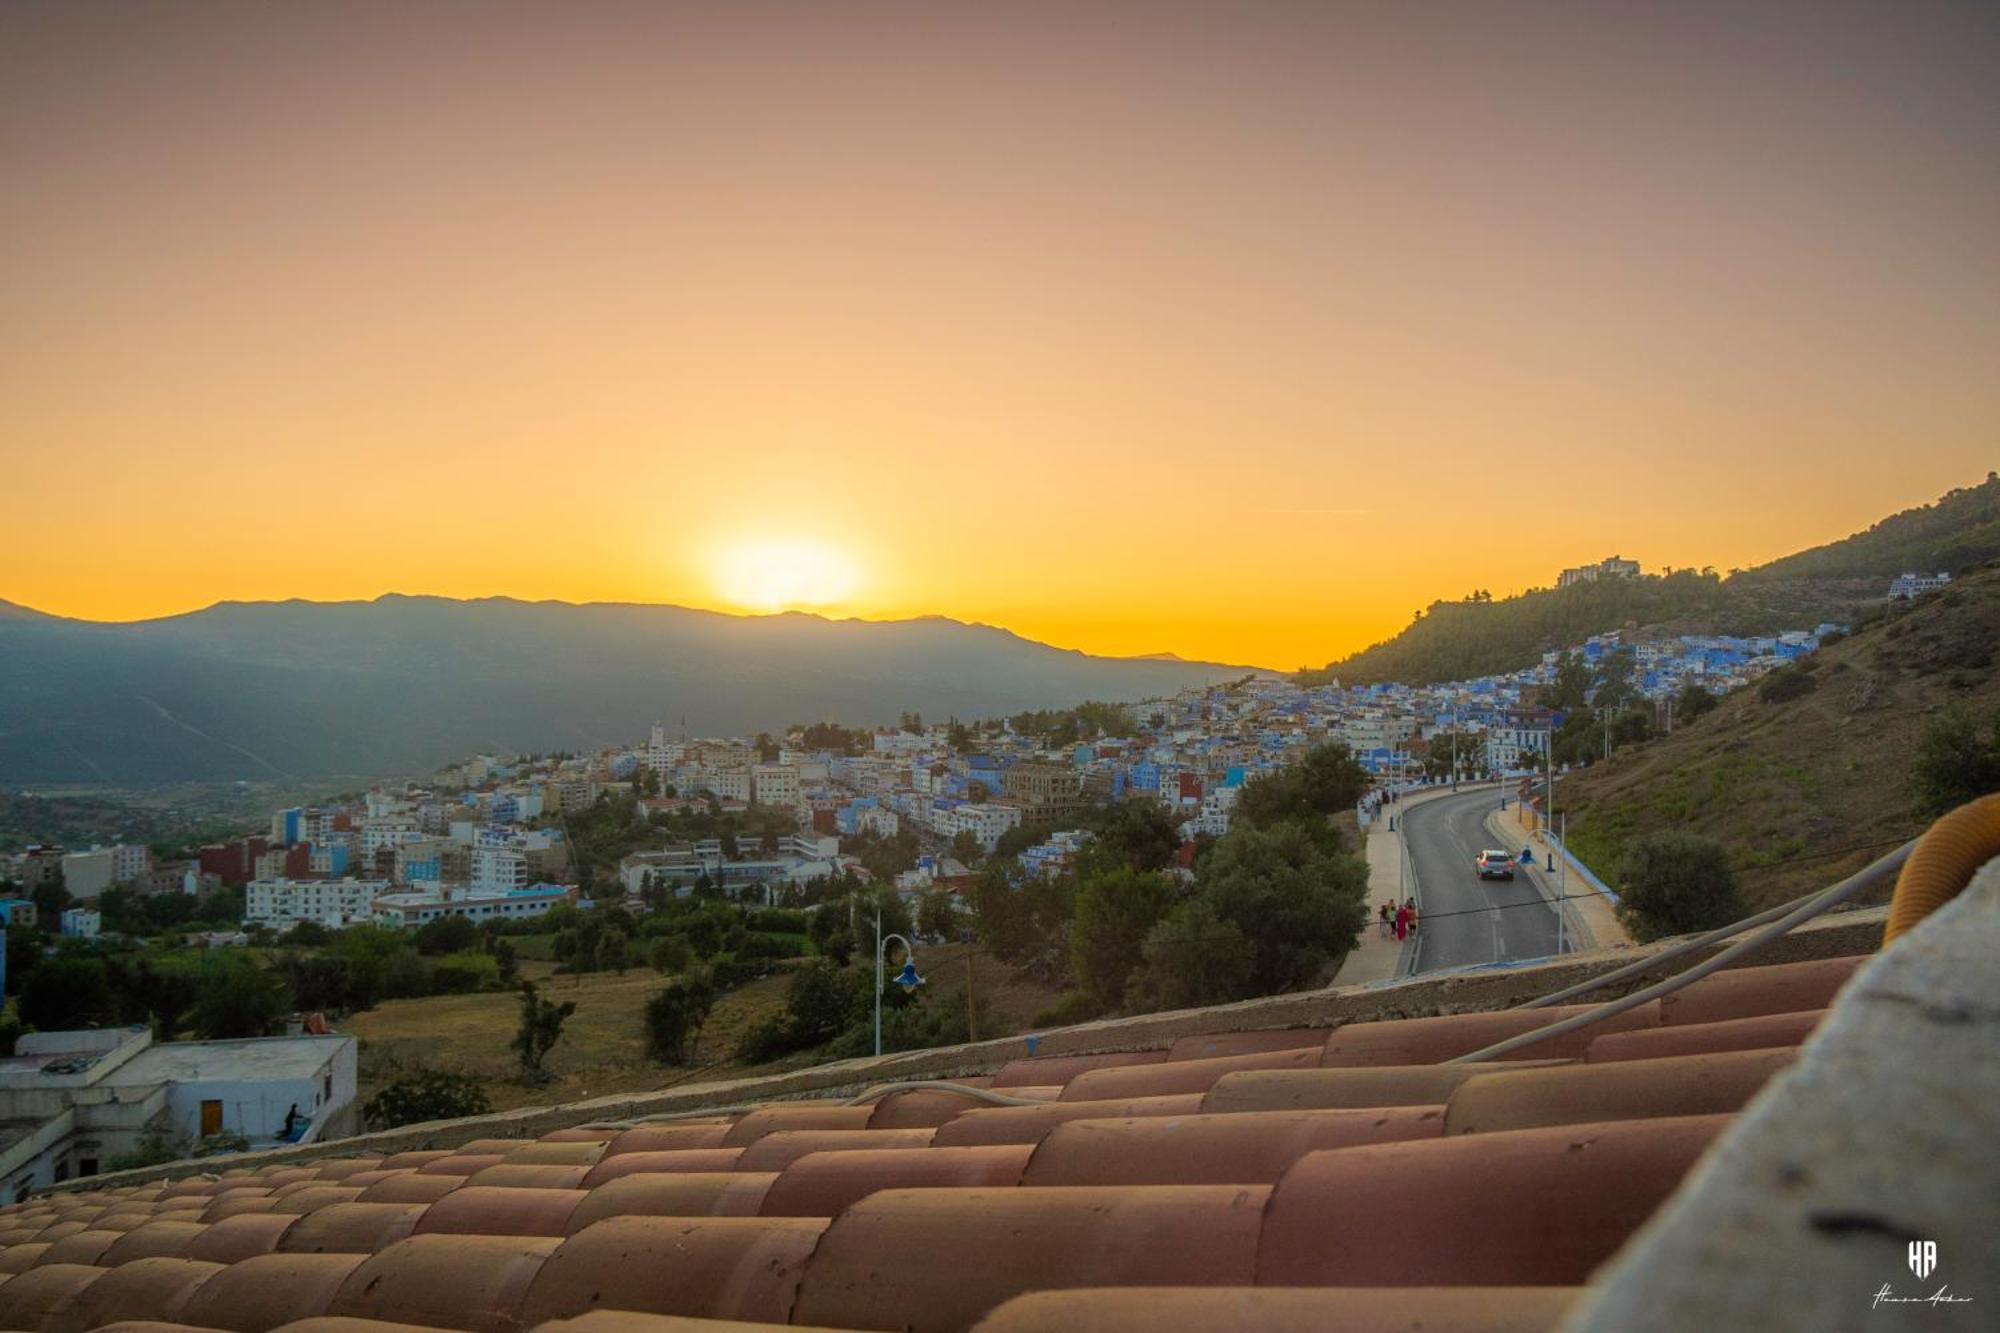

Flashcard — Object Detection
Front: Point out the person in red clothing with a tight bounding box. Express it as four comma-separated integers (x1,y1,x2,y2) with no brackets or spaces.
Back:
1394,901,1411,941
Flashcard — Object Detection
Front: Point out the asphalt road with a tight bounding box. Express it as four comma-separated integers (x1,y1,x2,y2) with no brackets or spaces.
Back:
1399,787,1563,973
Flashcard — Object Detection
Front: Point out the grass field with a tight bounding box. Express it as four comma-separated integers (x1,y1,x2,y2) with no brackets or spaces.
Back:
345,942,1066,1115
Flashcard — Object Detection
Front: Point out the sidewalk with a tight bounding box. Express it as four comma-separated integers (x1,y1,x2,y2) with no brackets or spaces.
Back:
1331,814,1414,985
1486,801,1632,950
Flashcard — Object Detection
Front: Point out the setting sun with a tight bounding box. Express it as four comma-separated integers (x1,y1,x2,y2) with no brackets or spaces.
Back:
712,539,863,613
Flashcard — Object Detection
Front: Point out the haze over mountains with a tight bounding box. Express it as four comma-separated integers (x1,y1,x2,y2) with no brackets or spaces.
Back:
0,598,1249,786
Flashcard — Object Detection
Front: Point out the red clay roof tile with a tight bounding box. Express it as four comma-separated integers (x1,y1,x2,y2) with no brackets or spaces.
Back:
931,1094,1207,1147
577,1149,747,1188
862,1088,987,1129
1256,1115,1732,1286
327,1233,558,1333
277,1202,429,1255
516,1216,829,1327
563,1174,780,1231
102,1219,212,1264
1319,1002,1662,1066
758,1145,1036,1218
1657,955,1864,1026
416,1186,590,1237
1200,1059,1573,1113
794,1185,1272,1332
0,1242,51,1273
1584,1008,1825,1062
1059,1048,1322,1102
967,1285,1585,1332
462,1164,594,1191
717,1105,875,1146
1019,1108,1446,1186
599,1124,734,1157
178,1252,370,1331
45,1256,223,1333
989,1050,1169,1088
354,1174,465,1205
734,1128,937,1173
184,1213,300,1265
1441,1048,1796,1135
0,1264,109,1329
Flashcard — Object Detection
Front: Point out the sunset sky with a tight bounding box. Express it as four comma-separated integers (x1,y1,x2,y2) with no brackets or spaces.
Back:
4,1,1996,669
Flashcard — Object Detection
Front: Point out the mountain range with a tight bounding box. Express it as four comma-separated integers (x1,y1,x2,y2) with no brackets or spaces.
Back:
0,598,1250,786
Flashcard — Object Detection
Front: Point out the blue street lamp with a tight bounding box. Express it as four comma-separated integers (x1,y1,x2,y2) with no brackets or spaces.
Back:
875,907,923,1056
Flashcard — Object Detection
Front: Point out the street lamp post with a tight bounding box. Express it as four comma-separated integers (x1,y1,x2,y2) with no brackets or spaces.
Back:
874,905,923,1057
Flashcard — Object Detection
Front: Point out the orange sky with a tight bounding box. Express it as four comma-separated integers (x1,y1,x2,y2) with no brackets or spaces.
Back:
4,2,1996,670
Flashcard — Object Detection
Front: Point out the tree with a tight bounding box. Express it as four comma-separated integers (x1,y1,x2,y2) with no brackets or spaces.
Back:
415,913,480,957
1069,868,1175,1012
1547,652,1593,712
643,967,717,1065
1124,901,1257,1012
916,890,964,942
191,957,290,1039
511,980,576,1080
1084,799,1181,873
968,864,1074,983
29,881,71,933
363,1071,492,1130
1236,743,1370,830
1195,821,1369,993
1911,704,2000,817
282,921,333,947
19,954,116,1030
948,830,985,867
1615,832,1748,942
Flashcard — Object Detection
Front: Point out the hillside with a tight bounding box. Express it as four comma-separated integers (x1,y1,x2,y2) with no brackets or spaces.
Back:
1557,564,2000,911
1309,475,2000,686
0,596,1249,786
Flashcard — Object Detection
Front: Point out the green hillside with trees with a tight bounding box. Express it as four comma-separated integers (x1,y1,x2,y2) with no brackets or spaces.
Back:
1303,475,2000,687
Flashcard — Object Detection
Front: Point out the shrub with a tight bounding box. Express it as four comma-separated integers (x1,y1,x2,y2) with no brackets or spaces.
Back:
363,1070,493,1130
415,914,481,956
1069,868,1174,1011
1757,664,1818,704
432,949,502,994
649,934,694,974
1910,704,2000,817
1615,832,1749,942
1123,900,1257,1012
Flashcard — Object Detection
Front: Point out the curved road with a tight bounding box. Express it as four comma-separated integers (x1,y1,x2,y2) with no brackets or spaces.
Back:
1400,788,1563,973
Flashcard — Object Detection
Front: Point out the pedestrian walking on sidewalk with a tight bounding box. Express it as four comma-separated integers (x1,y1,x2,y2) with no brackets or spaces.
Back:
1394,902,1410,942
1404,897,1419,935
1378,902,1393,938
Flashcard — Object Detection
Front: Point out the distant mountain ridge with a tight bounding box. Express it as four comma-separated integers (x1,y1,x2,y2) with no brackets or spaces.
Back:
0,596,1254,785
1307,475,2000,687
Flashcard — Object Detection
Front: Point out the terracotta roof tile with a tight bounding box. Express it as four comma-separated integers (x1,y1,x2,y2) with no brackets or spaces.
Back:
563,1174,780,1231
792,1185,1270,1333
277,1202,429,1254
416,1186,590,1237
101,1219,212,1264
415,1153,509,1177
516,1216,828,1326
36,1228,121,1266
354,1174,465,1205
500,1142,606,1168
45,1256,223,1333
1200,1059,1573,1113
599,1124,734,1157
178,1252,370,1331
577,1149,747,1188
185,1213,300,1264
199,1193,280,1224
717,1105,874,1146
1019,1107,1446,1186
0,1242,51,1273
268,1187,368,1216
1655,955,1864,1027
930,1095,1207,1147
462,1164,594,1191
326,1233,559,1333
1441,1049,1796,1135
967,1285,1585,1332
1584,1009,1826,1062
1256,1115,1732,1286
303,1160,386,1182
0,1264,109,1329
862,1088,987,1129
1058,1048,1322,1102
271,1319,461,1333
532,1312,849,1333
989,1050,1169,1088
1319,1002,1662,1066
734,1128,937,1173
758,1145,1035,1218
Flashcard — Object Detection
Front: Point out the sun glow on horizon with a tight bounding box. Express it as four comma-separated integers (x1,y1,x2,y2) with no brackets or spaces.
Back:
712,538,864,614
